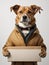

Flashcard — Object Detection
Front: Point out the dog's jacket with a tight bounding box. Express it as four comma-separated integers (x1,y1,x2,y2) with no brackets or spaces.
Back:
2,25,46,65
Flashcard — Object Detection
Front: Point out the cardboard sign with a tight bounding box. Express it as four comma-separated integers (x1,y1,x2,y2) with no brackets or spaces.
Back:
7,46,41,62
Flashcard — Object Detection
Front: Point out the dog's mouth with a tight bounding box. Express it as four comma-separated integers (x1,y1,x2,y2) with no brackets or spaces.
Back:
21,21,29,25
18,21,31,28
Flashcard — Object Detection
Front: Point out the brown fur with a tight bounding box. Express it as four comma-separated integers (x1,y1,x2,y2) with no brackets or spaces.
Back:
2,4,46,65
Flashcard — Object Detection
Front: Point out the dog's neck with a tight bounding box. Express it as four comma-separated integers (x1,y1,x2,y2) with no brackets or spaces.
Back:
15,24,36,36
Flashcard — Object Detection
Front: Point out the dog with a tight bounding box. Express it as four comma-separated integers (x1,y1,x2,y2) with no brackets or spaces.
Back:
2,4,47,65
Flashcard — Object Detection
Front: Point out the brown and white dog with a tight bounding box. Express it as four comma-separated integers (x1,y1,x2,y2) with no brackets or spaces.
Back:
2,4,47,65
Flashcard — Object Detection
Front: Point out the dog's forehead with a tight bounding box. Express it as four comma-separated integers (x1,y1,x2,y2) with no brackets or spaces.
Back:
18,6,29,12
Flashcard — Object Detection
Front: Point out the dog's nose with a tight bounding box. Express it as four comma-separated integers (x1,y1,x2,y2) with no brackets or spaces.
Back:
23,16,27,19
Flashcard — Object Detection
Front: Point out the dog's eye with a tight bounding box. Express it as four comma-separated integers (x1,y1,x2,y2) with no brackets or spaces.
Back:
19,11,23,13
28,11,31,14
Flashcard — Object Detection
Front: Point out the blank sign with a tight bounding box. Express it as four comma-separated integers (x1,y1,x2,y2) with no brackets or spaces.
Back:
7,46,41,62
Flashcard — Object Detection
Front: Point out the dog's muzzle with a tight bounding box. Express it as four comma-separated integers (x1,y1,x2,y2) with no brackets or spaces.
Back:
18,15,31,28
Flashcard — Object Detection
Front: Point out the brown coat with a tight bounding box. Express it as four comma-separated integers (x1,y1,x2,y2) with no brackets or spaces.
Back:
2,27,46,65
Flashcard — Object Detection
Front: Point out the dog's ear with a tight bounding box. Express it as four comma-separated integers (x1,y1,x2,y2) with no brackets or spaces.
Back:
30,5,43,15
10,4,20,14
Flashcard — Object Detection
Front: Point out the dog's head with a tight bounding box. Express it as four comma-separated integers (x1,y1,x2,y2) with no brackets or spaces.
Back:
10,5,42,28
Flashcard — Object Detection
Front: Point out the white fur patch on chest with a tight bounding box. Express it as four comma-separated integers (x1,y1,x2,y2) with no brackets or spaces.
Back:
22,30,30,36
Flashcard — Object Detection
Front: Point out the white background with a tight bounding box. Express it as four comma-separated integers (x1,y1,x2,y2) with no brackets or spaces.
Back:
0,0,49,65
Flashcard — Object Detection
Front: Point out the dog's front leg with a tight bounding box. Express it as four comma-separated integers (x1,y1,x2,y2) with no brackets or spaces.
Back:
39,44,47,58
38,34,47,58
2,34,13,57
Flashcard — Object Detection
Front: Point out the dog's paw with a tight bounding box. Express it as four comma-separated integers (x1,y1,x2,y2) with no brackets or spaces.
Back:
2,50,10,57
39,49,46,58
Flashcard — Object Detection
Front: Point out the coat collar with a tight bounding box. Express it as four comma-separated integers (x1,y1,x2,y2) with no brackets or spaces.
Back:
15,24,39,45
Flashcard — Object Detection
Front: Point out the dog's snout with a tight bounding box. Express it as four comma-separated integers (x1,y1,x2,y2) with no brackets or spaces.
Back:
23,16,27,19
